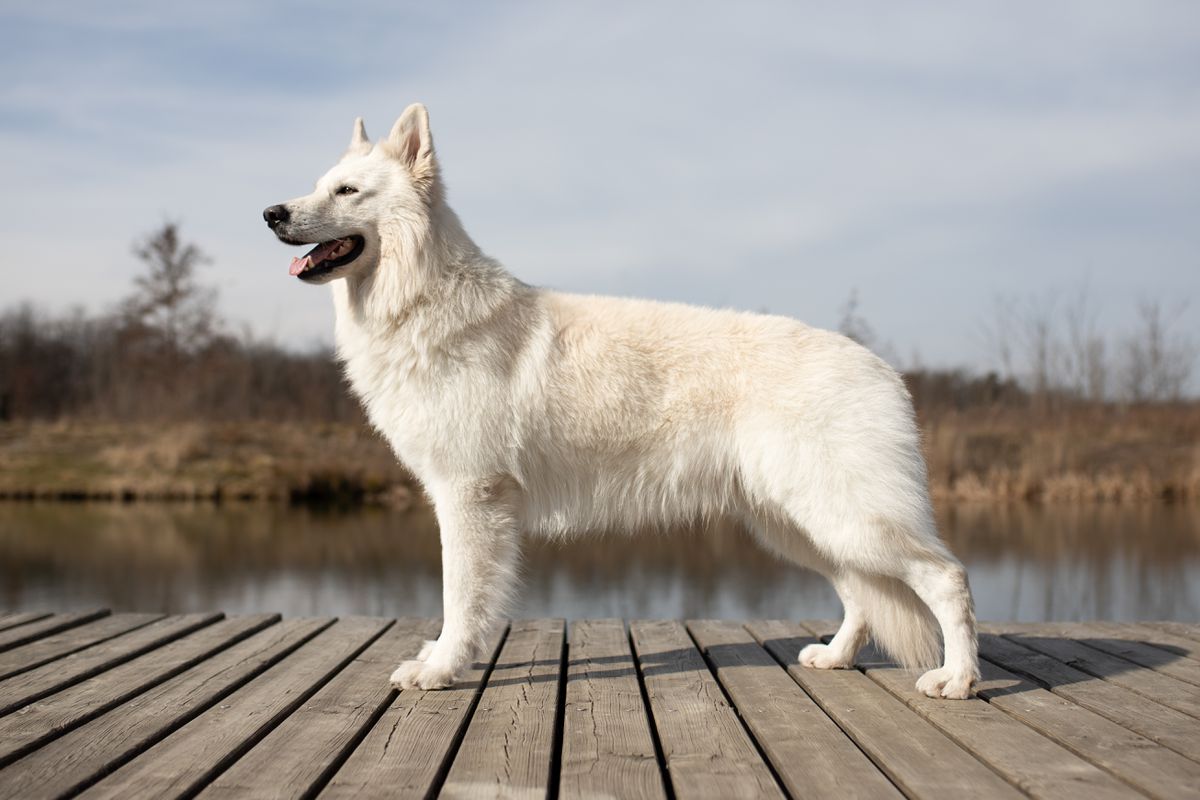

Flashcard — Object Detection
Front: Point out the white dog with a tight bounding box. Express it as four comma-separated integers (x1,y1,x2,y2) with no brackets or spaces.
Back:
263,104,980,699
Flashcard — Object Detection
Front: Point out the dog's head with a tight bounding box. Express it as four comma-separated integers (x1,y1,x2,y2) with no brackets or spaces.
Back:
263,103,438,285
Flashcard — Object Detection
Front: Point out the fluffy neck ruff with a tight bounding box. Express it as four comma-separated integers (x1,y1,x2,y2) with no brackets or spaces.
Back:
331,196,525,361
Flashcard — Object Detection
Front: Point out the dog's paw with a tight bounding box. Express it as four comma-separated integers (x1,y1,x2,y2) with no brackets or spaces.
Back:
916,666,976,700
799,642,854,669
390,659,456,691
416,639,437,662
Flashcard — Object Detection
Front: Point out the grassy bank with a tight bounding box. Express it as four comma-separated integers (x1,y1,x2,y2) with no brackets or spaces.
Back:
924,404,1200,502
2,406,1198,506
0,421,416,507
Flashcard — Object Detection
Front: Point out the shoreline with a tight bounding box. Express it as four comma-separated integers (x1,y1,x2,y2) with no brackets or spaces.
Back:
0,420,418,509
2,414,1197,507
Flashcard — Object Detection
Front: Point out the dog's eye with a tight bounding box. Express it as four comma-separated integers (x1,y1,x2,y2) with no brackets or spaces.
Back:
335,185,358,196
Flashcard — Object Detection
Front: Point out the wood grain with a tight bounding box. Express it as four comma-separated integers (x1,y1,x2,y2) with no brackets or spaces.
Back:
997,624,1200,719
972,644,1200,799
1057,621,1200,686
1113,622,1200,663
0,612,53,633
439,619,565,800
632,619,783,799
80,616,390,799
0,612,162,680
1144,621,1200,644
0,613,1194,800
688,619,901,799
323,623,507,800
0,616,322,799
0,612,223,718
559,619,667,800
199,618,435,799
0,608,109,652
864,659,1143,799
977,630,1200,763
747,620,1020,800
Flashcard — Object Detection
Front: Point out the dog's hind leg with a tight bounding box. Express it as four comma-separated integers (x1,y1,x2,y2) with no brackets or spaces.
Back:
390,476,521,690
826,514,979,699
900,552,979,700
799,573,869,669
744,514,867,669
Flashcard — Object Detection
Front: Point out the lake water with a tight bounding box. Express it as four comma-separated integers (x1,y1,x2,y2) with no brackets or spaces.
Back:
1,502,1197,622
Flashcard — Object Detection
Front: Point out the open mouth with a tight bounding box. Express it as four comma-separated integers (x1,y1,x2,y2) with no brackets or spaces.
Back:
288,236,365,281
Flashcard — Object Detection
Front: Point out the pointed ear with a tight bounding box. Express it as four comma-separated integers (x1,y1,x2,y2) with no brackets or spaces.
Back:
387,103,436,187
344,117,371,158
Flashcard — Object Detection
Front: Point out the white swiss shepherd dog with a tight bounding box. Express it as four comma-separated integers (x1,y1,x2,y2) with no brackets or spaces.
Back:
263,104,980,699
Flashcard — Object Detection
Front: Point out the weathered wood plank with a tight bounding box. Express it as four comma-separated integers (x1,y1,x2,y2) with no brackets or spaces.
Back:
1,615,1198,800
1061,622,1200,686
439,619,564,800
0,613,163,680
559,619,667,800
0,612,53,633
747,620,1020,800
1114,623,1200,663
80,616,390,799
971,645,1200,799
1144,621,1200,644
997,624,1200,719
323,625,507,800
0,614,272,766
0,612,223,717
0,608,109,652
812,620,1195,795
632,619,783,799
0,616,322,799
978,632,1200,764
687,620,901,799
199,619,434,799
861,657,1146,798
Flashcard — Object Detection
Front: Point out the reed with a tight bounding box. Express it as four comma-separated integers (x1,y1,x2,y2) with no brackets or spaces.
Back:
2,403,1197,506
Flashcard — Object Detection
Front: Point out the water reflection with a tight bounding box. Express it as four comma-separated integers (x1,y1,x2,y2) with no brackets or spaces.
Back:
0,503,1196,621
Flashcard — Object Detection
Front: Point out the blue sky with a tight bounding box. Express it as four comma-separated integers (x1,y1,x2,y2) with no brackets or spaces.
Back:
2,2,1198,374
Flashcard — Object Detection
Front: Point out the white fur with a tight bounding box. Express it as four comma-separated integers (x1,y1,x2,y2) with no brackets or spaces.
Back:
266,104,980,699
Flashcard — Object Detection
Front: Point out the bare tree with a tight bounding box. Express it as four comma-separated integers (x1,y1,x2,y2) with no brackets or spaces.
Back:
978,294,1018,384
838,288,875,347
1063,281,1107,401
982,285,1117,406
123,222,217,353
1118,299,1196,402
1019,293,1061,405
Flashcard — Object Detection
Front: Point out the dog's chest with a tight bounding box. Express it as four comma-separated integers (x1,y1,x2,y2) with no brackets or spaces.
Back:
336,323,507,476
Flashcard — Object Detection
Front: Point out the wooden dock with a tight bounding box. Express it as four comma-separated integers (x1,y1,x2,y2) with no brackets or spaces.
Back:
0,612,1198,798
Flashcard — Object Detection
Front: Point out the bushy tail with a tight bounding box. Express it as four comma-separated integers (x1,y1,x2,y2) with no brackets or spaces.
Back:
847,571,942,669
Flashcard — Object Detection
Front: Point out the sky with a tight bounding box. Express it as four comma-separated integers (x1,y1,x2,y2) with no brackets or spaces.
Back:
2,1,1199,373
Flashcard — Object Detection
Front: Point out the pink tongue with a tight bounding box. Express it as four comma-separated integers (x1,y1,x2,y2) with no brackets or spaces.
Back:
288,240,344,277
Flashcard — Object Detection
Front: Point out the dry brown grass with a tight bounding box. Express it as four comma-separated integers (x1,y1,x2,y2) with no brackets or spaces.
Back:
923,404,1200,502
0,420,416,506
2,404,1197,505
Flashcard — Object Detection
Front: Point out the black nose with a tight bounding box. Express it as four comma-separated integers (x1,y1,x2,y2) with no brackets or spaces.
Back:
263,204,290,228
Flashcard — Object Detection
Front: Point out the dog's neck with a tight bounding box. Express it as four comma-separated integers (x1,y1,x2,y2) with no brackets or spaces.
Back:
330,197,524,365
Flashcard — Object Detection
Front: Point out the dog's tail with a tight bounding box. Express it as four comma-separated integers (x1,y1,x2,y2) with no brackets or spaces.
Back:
847,570,942,669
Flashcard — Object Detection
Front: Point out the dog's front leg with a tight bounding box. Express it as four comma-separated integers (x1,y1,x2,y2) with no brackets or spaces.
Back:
389,477,520,690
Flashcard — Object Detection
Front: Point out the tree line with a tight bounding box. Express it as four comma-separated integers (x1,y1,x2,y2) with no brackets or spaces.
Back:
0,224,360,422
838,284,1196,413
0,224,1194,423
